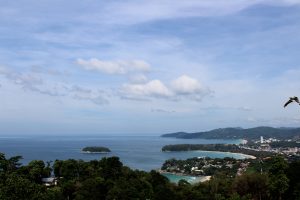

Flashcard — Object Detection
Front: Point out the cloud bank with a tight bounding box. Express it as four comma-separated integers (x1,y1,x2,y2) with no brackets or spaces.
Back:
0,66,109,105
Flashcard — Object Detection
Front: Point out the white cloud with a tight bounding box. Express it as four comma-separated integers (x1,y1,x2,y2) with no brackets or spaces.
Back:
171,75,204,95
121,75,212,101
171,75,212,101
122,80,172,99
76,58,151,74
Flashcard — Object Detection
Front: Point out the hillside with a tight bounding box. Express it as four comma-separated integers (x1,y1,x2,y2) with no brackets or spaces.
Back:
161,126,300,140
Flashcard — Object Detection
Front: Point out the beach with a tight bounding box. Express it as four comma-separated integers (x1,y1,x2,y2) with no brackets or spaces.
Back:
159,171,211,184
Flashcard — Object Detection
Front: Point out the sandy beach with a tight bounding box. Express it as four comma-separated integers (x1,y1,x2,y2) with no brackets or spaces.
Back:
159,170,212,184
194,150,256,159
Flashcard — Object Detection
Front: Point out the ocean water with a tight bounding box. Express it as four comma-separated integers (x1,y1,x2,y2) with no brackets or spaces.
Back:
0,135,245,171
161,173,207,184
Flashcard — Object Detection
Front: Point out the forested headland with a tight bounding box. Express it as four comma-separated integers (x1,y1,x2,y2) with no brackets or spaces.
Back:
162,144,274,158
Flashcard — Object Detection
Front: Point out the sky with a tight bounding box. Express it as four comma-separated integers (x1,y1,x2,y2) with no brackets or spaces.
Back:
0,0,300,135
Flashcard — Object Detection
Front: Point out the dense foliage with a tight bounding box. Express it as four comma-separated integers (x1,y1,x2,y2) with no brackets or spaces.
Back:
82,146,111,153
162,126,300,140
1,152,300,200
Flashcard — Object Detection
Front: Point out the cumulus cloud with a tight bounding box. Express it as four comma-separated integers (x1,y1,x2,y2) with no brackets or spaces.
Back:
122,80,172,99
170,75,212,101
76,58,151,75
171,75,205,95
121,75,212,101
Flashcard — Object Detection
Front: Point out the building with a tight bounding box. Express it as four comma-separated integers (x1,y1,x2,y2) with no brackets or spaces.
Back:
260,136,264,144
41,177,57,187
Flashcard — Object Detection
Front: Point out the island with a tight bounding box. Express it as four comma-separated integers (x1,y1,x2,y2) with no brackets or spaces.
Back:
82,146,111,153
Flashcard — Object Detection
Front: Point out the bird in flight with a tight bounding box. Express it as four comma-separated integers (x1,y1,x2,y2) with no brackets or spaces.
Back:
284,96,300,108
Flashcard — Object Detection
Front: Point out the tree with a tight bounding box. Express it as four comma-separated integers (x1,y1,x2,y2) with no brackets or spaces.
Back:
99,157,123,180
74,177,107,200
0,153,22,173
268,156,289,200
208,172,233,200
285,161,300,200
27,160,47,183
233,173,269,200
0,174,46,200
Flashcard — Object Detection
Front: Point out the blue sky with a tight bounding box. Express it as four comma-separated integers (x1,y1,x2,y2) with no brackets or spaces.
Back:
1,0,300,135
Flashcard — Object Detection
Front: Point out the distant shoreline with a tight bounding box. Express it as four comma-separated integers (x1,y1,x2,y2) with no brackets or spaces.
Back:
163,149,256,159
194,150,256,159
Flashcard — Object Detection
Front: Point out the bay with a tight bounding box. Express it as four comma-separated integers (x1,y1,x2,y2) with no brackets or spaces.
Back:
161,173,210,184
0,135,246,171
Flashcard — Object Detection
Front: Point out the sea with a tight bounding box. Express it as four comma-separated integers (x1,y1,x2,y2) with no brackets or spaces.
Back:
0,135,247,183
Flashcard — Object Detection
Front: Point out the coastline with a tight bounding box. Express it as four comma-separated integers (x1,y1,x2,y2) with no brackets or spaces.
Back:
159,170,211,184
163,149,256,159
193,150,256,159
240,139,248,145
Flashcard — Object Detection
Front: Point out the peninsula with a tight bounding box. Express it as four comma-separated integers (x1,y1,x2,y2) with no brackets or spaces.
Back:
162,144,273,158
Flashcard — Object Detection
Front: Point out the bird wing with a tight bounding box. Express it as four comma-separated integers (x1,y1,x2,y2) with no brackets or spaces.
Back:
294,97,300,103
284,99,293,107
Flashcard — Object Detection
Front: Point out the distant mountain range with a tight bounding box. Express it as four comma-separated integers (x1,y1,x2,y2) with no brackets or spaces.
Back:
161,126,300,140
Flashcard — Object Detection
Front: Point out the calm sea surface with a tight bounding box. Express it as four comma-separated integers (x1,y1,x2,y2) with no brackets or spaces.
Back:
0,135,245,171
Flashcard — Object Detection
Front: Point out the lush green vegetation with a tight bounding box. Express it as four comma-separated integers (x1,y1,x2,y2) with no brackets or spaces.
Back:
1,152,300,200
162,144,274,157
82,146,111,153
162,126,300,140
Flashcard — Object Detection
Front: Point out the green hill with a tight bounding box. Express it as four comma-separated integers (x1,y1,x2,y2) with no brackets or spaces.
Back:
161,126,300,140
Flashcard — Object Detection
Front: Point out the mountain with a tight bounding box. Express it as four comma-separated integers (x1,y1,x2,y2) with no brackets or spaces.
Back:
161,126,300,140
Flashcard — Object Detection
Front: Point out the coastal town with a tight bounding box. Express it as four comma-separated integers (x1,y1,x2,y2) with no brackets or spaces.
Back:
241,136,300,156
161,157,248,177
160,136,300,180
